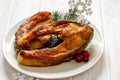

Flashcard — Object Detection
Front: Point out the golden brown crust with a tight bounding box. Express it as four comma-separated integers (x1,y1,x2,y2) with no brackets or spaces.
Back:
15,11,94,67
15,11,51,41
17,21,93,66
15,11,51,51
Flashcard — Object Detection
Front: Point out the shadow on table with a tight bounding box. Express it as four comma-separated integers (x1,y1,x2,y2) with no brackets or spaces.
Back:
2,57,17,80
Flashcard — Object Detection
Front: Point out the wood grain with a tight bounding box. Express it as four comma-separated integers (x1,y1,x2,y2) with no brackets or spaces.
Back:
0,0,120,80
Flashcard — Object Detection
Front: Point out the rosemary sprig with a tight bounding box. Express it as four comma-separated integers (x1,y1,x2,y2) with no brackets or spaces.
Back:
50,11,62,22
64,8,78,20
51,7,79,22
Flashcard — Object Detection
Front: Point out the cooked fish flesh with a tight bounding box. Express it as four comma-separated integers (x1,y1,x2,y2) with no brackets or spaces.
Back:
15,11,51,52
16,20,94,66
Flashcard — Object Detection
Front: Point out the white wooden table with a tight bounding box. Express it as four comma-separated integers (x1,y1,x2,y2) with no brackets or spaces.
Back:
0,0,120,80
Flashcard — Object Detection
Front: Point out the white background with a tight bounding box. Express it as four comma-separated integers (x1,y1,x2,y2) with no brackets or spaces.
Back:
0,0,120,80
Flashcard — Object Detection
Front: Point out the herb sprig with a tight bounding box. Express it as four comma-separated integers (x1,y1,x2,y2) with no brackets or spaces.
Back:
50,11,62,22
50,8,79,22
63,8,78,20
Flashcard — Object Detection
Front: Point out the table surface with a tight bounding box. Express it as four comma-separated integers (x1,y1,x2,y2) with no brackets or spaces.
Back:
0,0,120,80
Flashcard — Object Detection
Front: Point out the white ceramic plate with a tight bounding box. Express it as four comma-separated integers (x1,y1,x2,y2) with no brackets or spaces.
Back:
2,18,104,79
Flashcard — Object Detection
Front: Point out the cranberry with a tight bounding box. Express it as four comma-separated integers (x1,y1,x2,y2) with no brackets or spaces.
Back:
83,57,89,62
75,54,83,62
81,50,90,57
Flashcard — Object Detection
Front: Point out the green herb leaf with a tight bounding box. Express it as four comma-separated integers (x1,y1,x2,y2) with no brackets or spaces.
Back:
50,11,62,22
51,7,79,22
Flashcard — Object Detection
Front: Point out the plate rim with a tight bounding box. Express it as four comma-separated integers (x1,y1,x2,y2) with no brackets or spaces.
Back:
2,18,104,79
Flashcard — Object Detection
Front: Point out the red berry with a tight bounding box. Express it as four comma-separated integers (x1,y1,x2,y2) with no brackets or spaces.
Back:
81,50,90,57
83,57,89,62
75,54,83,62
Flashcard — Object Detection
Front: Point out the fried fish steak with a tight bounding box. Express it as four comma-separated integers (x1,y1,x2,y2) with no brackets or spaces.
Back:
17,20,94,67
15,11,51,53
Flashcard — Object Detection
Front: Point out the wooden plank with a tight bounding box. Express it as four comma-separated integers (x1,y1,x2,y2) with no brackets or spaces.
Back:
0,0,115,80
101,0,120,80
